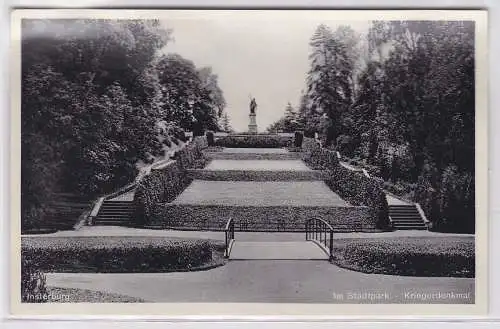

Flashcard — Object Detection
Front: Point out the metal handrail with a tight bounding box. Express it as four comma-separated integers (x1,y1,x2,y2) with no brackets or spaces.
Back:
305,218,334,261
224,217,235,258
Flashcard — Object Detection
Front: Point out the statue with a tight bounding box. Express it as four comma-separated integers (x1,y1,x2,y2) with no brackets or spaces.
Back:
250,98,257,114
248,97,258,133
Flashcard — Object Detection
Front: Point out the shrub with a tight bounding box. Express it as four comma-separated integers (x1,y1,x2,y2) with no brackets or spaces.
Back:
300,137,389,230
294,131,304,148
206,131,215,146
21,237,224,273
133,161,192,226
214,135,292,148
133,137,208,226
324,168,390,230
21,258,47,303
331,237,474,277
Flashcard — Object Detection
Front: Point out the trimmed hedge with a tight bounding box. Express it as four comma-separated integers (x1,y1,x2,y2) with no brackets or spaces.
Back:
331,237,475,277
133,137,208,226
214,134,292,148
301,137,390,230
151,204,374,232
133,161,192,226
21,236,225,273
325,166,390,230
187,169,327,181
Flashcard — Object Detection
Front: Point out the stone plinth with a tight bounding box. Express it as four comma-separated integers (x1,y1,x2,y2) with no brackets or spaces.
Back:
248,113,257,134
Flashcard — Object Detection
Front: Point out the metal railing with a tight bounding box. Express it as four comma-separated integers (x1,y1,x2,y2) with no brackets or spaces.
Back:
224,217,235,258
305,218,334,261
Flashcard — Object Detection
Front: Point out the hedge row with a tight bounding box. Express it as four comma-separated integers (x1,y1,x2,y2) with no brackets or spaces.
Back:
174,137,209,170
302,146,339,170
21,236,224,273
133,161,191,226
325,166,389,229
151,204,373,232
133,137,208,226
214,134,292,148
301,137,390,230
331,237,475,277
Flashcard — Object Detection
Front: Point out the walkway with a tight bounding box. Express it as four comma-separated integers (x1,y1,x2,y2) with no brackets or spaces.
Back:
46,262,474,303
23,226,474,239
229,241,328,260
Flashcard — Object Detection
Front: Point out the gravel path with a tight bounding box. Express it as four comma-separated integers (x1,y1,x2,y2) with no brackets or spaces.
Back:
46,262,474,303
23,227,474,239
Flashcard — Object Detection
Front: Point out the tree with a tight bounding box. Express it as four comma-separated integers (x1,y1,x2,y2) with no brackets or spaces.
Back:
284,102,298,129
156,54,221,132
220,112,233,133
306,24,354,146
198,66,227,117
267,102,299,133
21,19,172,228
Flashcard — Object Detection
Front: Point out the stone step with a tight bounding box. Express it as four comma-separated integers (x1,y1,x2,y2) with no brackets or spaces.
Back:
97,214,134,219
93,200,135,226
392,225,427,230
391,218,423,222
92,220,133,226
98,209,135,214
101,201,134,206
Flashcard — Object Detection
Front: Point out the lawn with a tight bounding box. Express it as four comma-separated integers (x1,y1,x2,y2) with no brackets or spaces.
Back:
331,236,474,278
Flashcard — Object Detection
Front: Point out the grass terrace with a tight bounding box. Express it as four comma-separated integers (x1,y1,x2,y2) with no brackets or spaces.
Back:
171,181,348,207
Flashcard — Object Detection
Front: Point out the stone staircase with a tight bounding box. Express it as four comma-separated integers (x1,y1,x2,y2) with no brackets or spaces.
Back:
93,200,134,226
389,204,427,230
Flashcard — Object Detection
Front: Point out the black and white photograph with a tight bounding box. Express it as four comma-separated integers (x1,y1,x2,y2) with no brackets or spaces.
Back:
11,9,487,316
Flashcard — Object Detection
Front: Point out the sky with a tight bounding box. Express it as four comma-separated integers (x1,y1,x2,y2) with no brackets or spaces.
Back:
160,12,370,132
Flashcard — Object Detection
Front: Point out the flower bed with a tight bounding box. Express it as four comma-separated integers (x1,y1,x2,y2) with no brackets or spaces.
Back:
21,236,225,273
214,134,292,148
331,237,474,277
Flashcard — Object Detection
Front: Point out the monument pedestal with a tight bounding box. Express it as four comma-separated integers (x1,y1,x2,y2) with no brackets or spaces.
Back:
248,113,258,134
